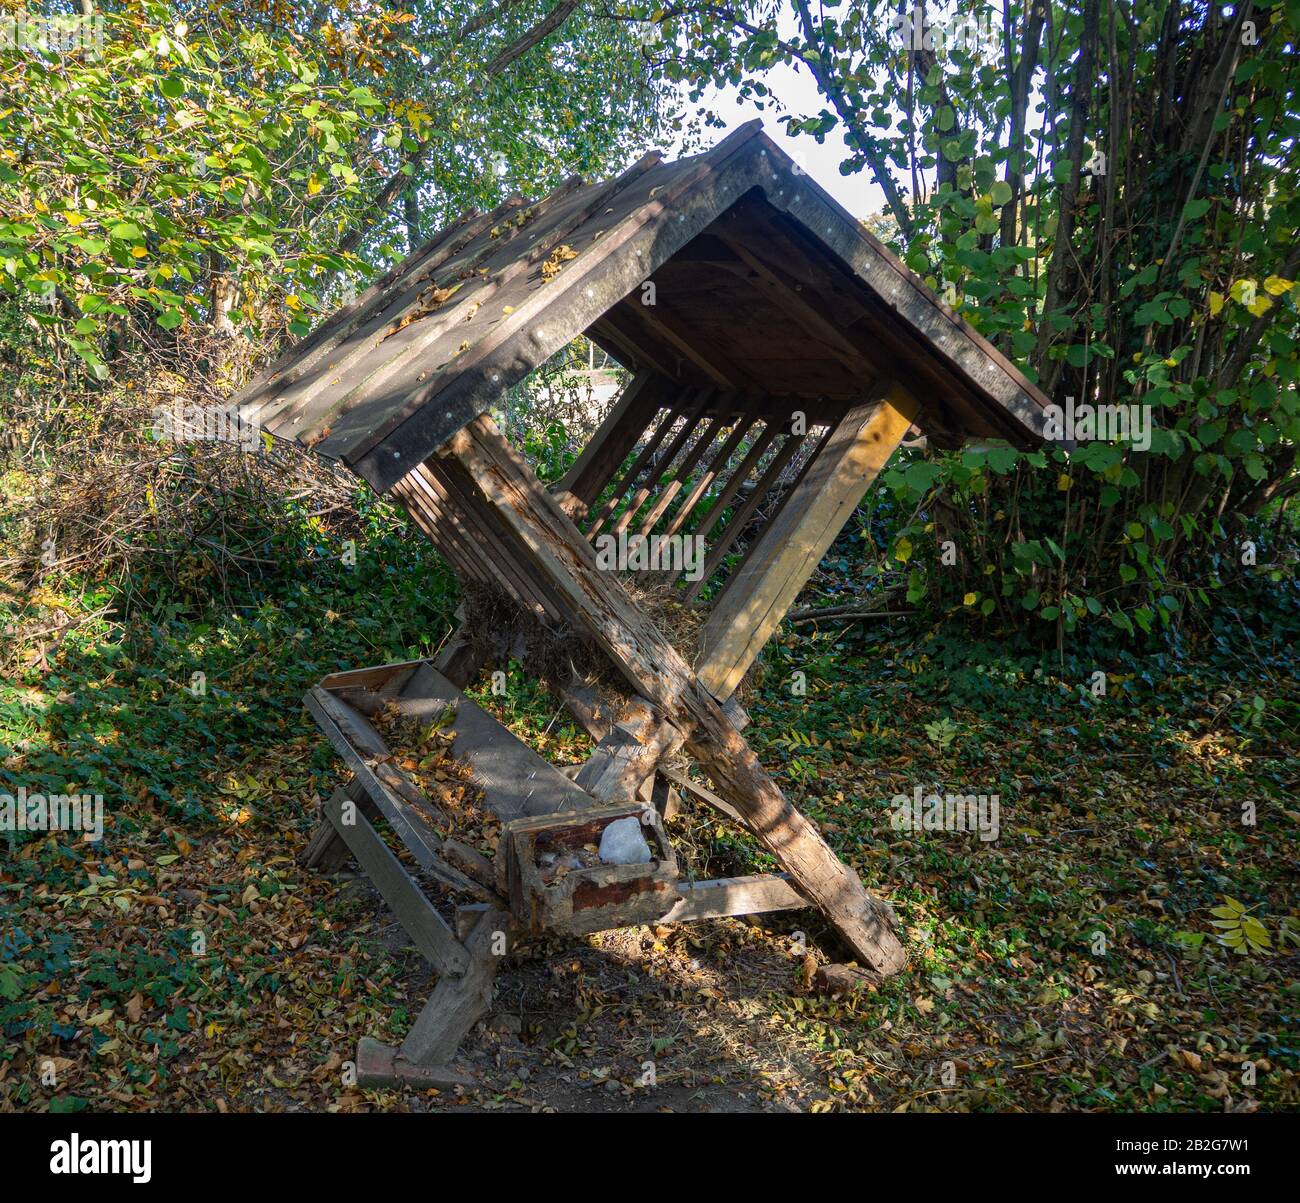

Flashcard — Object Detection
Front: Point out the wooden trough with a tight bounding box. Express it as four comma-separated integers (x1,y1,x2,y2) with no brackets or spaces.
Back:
239,123,1051,1088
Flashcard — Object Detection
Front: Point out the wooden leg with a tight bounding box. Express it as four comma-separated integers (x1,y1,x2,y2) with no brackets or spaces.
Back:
355,908,509,1089
399,908,507,1065
301,777,369,872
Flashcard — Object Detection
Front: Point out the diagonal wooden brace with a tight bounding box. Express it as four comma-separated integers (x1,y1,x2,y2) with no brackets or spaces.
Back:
440,415,907,975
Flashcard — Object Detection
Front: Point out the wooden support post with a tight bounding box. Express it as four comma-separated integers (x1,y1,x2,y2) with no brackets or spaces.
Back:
322,787,471,975
696,383,918,699
553,369,670,514
303,776,369,872
397,907,508,1067
442,415,907,976
356,907,510,1090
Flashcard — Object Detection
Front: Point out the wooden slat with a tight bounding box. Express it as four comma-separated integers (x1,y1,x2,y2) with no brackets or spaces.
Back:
419,460,566,622
393,474,482,581
679,420,778,547
611,393,713,536
305,687,487,899
660,874,807,923
322,787,469,975
660,416,754,541
707,418,840,612
635,412,727,537
696,383,918,699
585,399,685,537
233,200,504,413
401,469,501,590
319,659,428,693
393,477,491,588
342,148,671,466
552,368,670,510
682,430,804,603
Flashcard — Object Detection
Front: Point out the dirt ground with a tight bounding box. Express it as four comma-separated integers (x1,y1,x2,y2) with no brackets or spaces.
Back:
343,868,830,1114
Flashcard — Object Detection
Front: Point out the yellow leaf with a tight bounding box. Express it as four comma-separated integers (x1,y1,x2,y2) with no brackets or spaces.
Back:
1057,473,1072,490
962,592,977,606
895,536,912,563
1208,291,1224,316
307,174,322,196
1229,278,1257,306
1247,295,1273,317
1263,276,1294,295
131,246,147,258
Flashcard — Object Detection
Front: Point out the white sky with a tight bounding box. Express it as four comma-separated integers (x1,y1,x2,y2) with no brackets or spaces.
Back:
676,66,890,221
661,2,893,222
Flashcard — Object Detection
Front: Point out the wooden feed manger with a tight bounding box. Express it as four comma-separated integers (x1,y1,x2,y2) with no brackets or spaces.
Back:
238,124,1053,1087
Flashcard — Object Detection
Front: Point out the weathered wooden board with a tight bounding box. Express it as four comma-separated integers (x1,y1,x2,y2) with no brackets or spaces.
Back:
697,382,919,699
322,787,469,976
660,874,807,923
392,664,597,821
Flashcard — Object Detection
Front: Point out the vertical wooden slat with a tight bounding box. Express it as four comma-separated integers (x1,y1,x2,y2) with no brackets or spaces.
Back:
634,411,728,537
611,394,713,536
706,417,841,614
392,477,489,587
661,416,755,541
682,431,804,603
680,420,780,548
552,369,670,512
585,398,688,537
399,471,497,590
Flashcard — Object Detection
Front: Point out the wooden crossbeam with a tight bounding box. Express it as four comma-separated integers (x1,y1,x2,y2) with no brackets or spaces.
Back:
660,874,807,923
713,224,879,378
441,414,906,975
696,383,919,700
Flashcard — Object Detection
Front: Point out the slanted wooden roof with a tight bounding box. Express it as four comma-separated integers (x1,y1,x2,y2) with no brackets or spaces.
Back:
238,121,1052,492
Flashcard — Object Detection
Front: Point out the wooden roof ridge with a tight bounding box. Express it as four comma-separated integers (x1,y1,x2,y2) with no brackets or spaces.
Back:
239,121,1054,492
